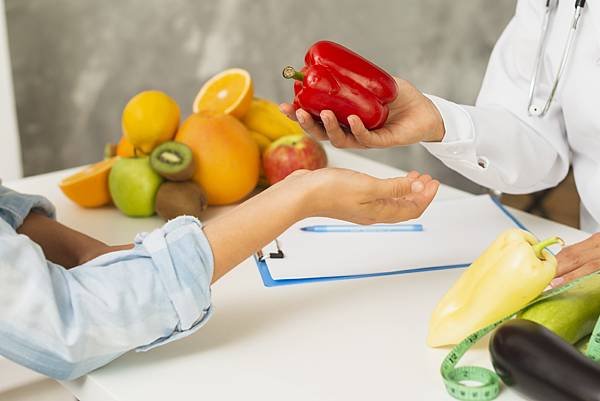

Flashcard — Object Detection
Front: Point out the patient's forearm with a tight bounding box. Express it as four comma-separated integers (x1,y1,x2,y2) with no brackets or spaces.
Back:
17,179,307,276
17,212,131,268
203,179,308,283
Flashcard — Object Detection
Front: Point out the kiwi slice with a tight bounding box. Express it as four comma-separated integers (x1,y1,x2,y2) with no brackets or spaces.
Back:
150,141,195,181
155,181,208,220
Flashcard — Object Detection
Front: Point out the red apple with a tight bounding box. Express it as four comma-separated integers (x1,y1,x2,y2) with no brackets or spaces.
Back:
262,134,328,184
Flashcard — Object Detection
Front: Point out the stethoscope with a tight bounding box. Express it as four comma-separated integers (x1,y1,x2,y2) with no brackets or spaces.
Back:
527,0,586,117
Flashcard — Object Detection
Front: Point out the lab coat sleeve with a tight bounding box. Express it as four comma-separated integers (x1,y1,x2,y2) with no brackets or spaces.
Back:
421,0,570,194
0,216,213,380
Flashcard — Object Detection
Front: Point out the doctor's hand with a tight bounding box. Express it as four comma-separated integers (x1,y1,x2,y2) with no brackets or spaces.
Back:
280,77,446,149
552,233,600,287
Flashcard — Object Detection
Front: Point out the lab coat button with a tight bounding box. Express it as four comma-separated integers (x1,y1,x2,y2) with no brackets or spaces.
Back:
477,156,489,169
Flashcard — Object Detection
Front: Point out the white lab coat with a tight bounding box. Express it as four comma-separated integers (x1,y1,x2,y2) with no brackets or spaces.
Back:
422,0,600,233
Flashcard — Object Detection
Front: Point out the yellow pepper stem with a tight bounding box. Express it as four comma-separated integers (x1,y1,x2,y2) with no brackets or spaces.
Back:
532,236,565,260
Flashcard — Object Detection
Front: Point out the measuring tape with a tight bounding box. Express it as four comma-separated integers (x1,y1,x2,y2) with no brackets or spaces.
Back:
440,271,600,401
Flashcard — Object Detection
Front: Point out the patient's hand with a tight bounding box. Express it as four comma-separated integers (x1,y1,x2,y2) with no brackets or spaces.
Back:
291,168,439,225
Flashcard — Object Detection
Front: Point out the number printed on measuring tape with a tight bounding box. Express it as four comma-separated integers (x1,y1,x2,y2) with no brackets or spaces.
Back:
440,271,600,401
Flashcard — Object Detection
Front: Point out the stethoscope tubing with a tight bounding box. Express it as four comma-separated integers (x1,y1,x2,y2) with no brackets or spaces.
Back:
527,0,586,117
527,3,555,116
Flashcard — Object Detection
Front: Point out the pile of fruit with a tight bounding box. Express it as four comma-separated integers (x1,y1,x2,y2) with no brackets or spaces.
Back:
59,68,327,219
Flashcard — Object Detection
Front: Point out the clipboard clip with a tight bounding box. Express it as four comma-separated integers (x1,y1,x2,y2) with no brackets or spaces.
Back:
255,238,285,261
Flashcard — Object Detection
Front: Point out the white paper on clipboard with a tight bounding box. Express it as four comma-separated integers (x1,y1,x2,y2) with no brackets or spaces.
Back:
262,195,524,280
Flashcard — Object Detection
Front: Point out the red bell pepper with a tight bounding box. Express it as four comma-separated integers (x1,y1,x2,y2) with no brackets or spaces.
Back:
282,40,398,130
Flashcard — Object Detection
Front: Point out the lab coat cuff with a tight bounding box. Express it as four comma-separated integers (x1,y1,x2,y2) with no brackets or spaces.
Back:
421,95,476,159
136,215,215,351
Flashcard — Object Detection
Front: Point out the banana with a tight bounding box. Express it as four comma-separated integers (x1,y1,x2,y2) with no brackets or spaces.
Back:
247,129,272,188
242,98,304,141
249,131,272,153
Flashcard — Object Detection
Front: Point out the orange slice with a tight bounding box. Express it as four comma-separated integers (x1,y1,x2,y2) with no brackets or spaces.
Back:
193,68,253,118
59,157,118,208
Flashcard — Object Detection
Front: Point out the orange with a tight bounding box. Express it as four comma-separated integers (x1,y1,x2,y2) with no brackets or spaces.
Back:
122,90,180,154
59,157,118,208
193,68,253,119
116,136,135,157
175,112,260,205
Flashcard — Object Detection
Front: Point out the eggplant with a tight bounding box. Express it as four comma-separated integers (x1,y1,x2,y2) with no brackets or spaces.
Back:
490,319,600,401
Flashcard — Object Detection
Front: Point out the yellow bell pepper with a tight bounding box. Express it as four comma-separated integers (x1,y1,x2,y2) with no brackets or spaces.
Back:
427,228,563,347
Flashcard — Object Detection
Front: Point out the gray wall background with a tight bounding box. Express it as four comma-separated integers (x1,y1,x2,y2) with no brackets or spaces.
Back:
6,0,516,192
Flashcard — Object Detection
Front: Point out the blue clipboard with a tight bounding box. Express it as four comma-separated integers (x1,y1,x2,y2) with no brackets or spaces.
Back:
254,196,527,287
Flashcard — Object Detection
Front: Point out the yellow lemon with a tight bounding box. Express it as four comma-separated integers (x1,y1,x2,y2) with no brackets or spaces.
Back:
122,90,180,154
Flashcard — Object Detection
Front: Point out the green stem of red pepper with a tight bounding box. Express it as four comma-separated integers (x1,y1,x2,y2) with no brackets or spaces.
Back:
532,237,565,260
282,66,304,81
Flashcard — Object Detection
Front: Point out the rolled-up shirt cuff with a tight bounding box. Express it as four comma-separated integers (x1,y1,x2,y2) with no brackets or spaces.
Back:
0,214,215,380
421,95,477,159
0,183,56,230
134,216,214,351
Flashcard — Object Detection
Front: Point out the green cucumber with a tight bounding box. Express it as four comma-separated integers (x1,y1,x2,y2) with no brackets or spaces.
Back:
518,274,600,344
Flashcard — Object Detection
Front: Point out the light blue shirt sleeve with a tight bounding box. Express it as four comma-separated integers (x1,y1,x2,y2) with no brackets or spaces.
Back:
0,185,214,380
0,182,56,228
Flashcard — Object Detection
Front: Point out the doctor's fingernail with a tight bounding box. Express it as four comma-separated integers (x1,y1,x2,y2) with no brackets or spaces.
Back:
411,181,424,193
550,277,564,288
296,110,305,123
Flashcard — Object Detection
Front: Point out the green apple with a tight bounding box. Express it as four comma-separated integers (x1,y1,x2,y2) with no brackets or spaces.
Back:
109,157,163,217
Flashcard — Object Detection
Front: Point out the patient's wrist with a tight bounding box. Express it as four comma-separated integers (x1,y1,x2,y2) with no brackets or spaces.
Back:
77,243,133,266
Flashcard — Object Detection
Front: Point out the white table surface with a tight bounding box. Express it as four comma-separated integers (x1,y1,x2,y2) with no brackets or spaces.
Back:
5,146,590,401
